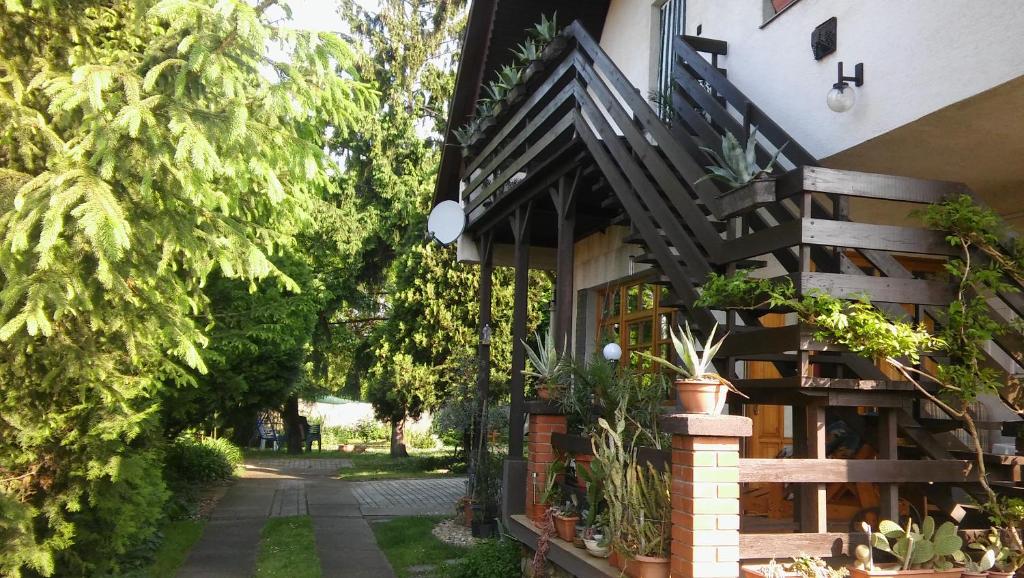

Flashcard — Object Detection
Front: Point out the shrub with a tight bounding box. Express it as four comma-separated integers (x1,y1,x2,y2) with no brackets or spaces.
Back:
354,418,389,442
449,538,521,578
164,437,242,485
407,429,437,449
432,400,474,448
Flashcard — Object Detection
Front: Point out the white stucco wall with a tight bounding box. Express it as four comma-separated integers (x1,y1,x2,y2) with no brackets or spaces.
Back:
682,0,1024,158
599,0,659,96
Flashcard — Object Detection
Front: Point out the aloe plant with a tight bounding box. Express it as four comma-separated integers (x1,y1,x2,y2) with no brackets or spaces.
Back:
484,80,507,103
495,65,523,93
522,329,566,398
635,322,746,398
871,517,966,570
696,127,787,189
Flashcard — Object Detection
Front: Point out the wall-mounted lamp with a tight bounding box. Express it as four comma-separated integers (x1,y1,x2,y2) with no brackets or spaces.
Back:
602,342,622,362
480,323,491,346
827,61,864,113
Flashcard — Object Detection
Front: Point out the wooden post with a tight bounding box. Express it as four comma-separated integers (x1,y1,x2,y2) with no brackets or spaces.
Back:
475,232,494,471
551,169,581,354
509,204,531,459
800,405,828,533
879,407,899,521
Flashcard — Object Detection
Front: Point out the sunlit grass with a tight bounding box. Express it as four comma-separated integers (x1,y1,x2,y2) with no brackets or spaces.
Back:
129,519,205,578
371,516,467,578
254,516,321,578
337,446,465,481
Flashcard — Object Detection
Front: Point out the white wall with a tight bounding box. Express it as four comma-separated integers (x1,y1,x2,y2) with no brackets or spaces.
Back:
684,0,1024,158
300,400,433,433
599,0,659,96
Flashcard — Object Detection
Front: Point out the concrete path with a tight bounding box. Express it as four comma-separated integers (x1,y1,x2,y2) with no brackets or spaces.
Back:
351,477,467,516
177,458,394,578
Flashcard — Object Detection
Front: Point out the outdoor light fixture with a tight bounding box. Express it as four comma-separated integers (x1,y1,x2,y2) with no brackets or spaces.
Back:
480,323,491,345
827,61,863,113
602,342,622,362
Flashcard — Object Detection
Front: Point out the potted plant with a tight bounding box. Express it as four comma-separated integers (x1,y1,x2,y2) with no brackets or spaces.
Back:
530,13,567,62
513,38,545,83
456,495,475,527
960,544,996,578
522,329,566,400
968,529,1023,578
531,457,564,524
495,64,526,106
553,494,581,542
636,321,746,415
695,127,786,219
852,517,965,578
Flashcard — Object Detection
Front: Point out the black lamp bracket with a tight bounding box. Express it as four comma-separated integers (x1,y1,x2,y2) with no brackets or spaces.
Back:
837,61,864,87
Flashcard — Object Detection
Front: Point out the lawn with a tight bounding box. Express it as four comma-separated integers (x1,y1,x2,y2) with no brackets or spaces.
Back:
127,519,205,578
371,516,467,578
336,446,466,481
254,516,321,578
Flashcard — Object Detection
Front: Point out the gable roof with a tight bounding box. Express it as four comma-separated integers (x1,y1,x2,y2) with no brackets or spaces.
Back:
433,0,611,205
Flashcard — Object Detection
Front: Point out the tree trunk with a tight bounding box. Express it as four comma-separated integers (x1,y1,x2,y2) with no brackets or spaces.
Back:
284,395,303,454
390,417,409,458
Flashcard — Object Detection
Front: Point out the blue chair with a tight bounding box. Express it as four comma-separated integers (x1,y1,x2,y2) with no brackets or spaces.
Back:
256,417,281,450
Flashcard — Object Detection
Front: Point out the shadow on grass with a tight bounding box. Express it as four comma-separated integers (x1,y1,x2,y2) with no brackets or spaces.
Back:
336,446,467,481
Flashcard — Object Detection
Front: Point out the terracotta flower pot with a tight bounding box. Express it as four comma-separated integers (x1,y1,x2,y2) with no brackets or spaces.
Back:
462,501,474,527
609,550,623,570
675,378,728,415
850,565,964,578
961,573,987,578
986,572,1014,578
553,514,579,542
537,382,552,400
624,555,671,578
529,502,548,525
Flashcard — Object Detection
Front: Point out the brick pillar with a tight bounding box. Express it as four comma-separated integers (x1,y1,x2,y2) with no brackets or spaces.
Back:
573,453,594,490
526,410,567,524
663,414,752,578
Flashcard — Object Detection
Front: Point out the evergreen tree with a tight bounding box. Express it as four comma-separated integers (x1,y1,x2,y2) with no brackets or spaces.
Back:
0,1,371,574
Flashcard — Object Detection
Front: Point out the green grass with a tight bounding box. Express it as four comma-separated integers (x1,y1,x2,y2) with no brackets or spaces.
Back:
336,446,465,481
131,519,205,578
371,516,467,578
254,516,321,578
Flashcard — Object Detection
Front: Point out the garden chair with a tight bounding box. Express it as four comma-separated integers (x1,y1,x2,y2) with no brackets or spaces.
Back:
305,424,322,452
256,417,281,450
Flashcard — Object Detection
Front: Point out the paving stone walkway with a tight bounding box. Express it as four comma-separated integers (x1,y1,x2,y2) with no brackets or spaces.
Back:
351,477,467,516
177,457,393,578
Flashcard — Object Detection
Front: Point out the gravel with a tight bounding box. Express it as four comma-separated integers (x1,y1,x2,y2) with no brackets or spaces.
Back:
432,518,478,547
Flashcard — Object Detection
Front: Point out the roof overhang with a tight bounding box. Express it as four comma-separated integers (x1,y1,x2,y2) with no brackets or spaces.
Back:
432,0,611,206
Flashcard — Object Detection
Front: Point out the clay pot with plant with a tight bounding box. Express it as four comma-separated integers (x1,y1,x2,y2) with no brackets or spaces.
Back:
553,495,581,542
522,329,567,401
636,321,746,415
850,516,965,578
967,528,1023,578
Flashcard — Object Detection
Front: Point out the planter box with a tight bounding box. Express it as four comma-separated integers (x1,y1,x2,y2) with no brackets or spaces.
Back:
849,566,963,578
523,60,545,85
506,85,526,107
717,178,777,219
542,35,569,62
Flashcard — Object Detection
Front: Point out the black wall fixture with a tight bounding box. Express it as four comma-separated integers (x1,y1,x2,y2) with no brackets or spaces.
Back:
812,17,837,60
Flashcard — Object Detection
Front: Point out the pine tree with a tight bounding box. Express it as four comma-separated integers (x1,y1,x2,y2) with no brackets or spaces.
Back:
0,1,373,574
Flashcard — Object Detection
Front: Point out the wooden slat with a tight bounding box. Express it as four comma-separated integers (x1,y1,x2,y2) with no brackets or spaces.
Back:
775,166,969,204
717,325,801,357
732,377,915,391
681,34,727,55
796,272,955,306
721,219,802,263
739,458,984,483
740,533,865,559
802,219,960,256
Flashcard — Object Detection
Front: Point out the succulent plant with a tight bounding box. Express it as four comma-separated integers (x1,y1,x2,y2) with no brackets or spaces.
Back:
696,127,787,189
871,517,966,570
963,546,997,574
522,329,567,396
969,528,1024,572
634,322,747,397
758,559,787,578
495,64,523,92
484,80,507,103
513,38,542,62
529,12,558,43
791,555,849,578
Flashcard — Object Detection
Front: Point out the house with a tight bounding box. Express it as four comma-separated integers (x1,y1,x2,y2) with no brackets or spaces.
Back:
432,1,1024,576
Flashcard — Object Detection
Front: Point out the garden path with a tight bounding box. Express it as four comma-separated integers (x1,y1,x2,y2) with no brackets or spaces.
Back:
176,457,395,578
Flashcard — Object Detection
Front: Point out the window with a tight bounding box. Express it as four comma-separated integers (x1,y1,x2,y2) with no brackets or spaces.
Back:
595,279,677,372
655,0,685,119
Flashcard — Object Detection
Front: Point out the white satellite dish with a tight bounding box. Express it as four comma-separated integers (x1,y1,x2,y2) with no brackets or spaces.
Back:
427,200,466,246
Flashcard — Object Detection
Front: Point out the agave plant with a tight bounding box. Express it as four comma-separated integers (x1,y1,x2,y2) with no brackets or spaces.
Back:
530,12,558,43
696,127,787,189
636,322,744,394
513,38,543,63
453,119,480,148
522,329,566,399
495,64,524,92
484,80,507,103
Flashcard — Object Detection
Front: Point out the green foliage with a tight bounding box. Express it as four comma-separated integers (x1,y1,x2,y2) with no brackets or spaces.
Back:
969,528,1024,573
406,429,437,450
450,538,522,578
164,437,241,485
696,127,786,188
432,398,475,447
254,516,321,578
871,517,965,570
790,555,849,578
523,328,566,395
321,418,390,446
635,321,730,382
529,12,559,43
0,1,372,574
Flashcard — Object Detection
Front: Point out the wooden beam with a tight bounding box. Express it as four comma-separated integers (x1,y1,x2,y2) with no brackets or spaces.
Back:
551,170,580,355
740,533,866,560
801,219,960,256
879,408,899,520
799,406,827,533
774,166,969,204
795,272,954,306
508,203,531,459
475,233,494,464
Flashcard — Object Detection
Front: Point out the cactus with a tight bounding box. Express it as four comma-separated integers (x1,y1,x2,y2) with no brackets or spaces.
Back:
870,517,966,570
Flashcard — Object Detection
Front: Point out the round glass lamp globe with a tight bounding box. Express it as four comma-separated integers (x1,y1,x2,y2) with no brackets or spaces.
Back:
827,84,856,113
602,342,622,361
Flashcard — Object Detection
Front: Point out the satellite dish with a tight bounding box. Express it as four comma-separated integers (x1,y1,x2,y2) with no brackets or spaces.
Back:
427,200,465,246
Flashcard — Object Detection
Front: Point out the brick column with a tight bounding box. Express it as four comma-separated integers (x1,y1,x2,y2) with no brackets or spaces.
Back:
662,414,752,578
525,402,567,525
